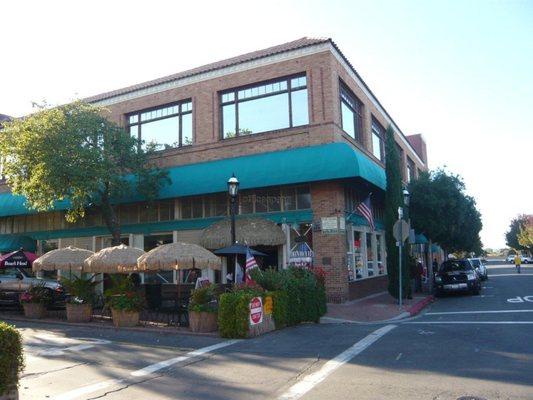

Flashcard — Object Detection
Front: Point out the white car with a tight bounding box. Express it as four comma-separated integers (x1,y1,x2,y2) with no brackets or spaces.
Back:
506,255,515,264
507,255,530,264
468,258,488,280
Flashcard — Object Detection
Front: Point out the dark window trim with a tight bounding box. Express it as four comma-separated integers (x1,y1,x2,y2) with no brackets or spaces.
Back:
371,116,386,161
339,80,364,144
219,73,308,139
126,99,193,148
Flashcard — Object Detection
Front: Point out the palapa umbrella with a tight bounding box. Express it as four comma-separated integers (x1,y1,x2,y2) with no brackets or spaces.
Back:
33,246,94,277
137,242,221,271
83,244,145,273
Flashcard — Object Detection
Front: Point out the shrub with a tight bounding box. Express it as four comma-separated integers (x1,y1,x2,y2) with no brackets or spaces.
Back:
189,284,218,313
218,285,263,338
267,290,288,329
104,275,144,312
0,322,24,396
61,275,100,305
218,292,238,338
20,282,51,304
249,267,286,291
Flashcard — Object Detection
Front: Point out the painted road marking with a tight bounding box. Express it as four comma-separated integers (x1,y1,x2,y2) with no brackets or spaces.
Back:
53,339,240,400
278,324,397,400
507,296,533,303
490,273,533,277
26,337,111,356
407,321,533,325
426,309,533,315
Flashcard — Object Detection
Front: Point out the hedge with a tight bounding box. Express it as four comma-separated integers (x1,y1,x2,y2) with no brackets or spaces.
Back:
0,322,24,396
219,267,327,338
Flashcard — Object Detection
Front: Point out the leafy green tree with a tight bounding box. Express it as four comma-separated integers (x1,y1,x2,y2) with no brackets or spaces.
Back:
0,101,169,245
385,125,410,299
506,214,532,252
408,169,483,254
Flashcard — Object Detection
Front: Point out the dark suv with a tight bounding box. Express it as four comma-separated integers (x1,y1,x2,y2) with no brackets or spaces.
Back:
434,259,481,296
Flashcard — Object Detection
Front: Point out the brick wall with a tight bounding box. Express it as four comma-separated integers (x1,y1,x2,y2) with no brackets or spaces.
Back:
311,181,348,303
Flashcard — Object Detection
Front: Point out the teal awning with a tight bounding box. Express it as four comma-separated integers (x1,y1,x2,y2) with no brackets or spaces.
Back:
431,244,442,253
0,143,385,217
0,235,36,253
414,233,429,244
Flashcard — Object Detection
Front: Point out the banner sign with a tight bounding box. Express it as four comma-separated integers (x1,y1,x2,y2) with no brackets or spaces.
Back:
249,296,263,325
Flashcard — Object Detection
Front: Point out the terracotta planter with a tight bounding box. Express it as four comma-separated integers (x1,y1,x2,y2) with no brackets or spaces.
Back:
22,303,46,319
111,309,139,328
0,385,18,400
189,311,218,333
66,303,93,323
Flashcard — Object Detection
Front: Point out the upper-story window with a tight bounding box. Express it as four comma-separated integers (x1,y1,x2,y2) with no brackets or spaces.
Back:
371,119,385,161
407,157,416,182
340,82,363,143
127,100,193,151
220,74,309,139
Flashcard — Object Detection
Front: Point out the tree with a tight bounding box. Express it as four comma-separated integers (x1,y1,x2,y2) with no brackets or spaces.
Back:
385,125,410,299
0,102,169,245
408,169,483,254
506,214,532,253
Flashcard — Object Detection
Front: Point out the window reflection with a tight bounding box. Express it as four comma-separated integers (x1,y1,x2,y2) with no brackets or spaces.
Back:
221,75,309,139
340,83,363,143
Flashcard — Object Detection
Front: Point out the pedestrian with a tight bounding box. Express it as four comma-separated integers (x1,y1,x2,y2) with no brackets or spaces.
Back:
432,258,438,272
414,259,423,293
514,253,522,274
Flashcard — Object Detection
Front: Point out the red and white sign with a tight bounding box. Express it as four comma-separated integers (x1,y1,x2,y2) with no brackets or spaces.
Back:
249,296,263,325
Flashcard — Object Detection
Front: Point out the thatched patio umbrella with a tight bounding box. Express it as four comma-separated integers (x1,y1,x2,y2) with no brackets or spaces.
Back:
200,217,285,249
137,242,221,271
83,244,145,273
33,246,94,275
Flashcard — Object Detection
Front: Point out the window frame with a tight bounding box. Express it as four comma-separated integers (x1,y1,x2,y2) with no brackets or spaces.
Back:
371,118,385,162
339,80,364,143
126,99,193,150
219,73,309,139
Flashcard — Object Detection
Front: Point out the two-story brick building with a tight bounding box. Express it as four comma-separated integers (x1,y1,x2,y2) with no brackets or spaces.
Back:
0,37,428,302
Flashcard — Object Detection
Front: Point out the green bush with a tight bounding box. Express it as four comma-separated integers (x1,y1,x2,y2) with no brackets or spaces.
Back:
189,284,218,313
218,291,255,338
0,322,24,396
61,275,100,305
104,275,144,312
267,290,288,329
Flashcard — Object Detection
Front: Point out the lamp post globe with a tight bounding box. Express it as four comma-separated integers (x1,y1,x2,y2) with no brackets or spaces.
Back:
227,174,240,198
402,188,410,207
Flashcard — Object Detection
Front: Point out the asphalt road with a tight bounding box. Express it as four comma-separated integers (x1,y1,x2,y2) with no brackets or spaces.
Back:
5,264,533,400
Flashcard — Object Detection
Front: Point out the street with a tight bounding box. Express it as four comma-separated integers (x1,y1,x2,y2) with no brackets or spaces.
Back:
8,264,533,400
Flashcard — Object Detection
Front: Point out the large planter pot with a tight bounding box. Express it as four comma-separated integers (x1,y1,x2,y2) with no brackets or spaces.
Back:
111,309,139,328
189,311,218,333
22,303,46,319
0,385,18,400
66,303,93,323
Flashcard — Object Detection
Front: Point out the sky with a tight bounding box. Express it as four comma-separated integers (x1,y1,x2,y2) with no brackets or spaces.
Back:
1,0,532,249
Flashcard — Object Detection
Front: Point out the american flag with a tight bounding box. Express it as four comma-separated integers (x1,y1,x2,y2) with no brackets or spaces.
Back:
245,247,259,284
356,194,375,231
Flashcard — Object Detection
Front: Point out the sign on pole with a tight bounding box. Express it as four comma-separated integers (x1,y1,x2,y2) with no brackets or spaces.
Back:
249,297,263,325
393,220,410,243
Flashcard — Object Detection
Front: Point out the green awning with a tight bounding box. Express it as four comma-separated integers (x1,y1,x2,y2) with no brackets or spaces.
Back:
0,143,385,217
0,235,36,253
431,244,442,253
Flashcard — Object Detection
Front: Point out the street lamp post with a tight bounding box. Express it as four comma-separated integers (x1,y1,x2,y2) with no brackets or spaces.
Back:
227,174,240,245
398,188,410,309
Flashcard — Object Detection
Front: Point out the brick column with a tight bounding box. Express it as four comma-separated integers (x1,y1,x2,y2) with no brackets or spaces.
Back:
311,181,348,303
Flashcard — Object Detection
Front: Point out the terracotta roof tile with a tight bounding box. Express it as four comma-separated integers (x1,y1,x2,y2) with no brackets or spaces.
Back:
85,37,330,103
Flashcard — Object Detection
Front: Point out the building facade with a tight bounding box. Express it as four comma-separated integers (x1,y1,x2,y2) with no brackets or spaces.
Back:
0,38,428,303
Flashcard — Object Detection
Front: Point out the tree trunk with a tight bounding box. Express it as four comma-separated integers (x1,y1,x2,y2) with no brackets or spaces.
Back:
100,190,122,246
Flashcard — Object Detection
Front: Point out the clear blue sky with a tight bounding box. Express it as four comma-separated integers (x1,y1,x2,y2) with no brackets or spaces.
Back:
1,0,532,249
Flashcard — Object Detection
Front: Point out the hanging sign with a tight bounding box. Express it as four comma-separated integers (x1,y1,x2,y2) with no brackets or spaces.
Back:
249,296,263,325
264,296,273,315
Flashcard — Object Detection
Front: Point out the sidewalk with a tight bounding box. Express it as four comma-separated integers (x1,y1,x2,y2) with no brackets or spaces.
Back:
321,291,434,323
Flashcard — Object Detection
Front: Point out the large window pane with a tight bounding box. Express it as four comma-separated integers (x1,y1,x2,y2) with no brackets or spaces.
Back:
238,93,289,134
239,191,254,214
341,102,355,139
222,104,236,138
283,187,296,211
182,113,193,145
291,89,309,127
372,132,382,160
141,116,179,150
296,186,311,209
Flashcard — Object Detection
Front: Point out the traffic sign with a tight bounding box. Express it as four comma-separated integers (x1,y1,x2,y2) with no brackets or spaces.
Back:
249,297,263,325
393,220,410,243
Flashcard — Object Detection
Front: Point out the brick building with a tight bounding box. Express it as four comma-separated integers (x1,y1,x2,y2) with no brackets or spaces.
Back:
0,38,427,302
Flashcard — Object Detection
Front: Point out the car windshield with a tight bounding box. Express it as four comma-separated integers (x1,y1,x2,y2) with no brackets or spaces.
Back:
440,261,472,272
20,268,36,278
469,259,481,267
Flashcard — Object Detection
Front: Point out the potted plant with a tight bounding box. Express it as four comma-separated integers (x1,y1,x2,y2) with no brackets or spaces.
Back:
104,276,144,328
188,284,218,333
19,283,50,319
61,275,99,323
0,322,24,400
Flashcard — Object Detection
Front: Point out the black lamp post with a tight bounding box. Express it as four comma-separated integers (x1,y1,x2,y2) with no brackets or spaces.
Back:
227,174,239,244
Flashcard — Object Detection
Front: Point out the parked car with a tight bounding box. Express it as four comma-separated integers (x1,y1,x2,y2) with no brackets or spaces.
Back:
507,254,530,264
507,255,516,264
521,255,530,264
468,258,488,280
434,259,481,296
0,267,65,307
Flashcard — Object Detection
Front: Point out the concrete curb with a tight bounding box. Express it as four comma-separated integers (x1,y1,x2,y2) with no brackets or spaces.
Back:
406,295,434,317
0,315,219,337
